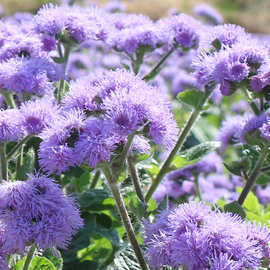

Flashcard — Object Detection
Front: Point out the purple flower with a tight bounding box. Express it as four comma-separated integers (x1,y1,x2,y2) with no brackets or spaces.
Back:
20,99,59,135
103,1,126,13
0,57,62,96
240,113,267,143
34,4,110,44
172,70,197,96
260,117,270,141
158,14,201,49
194,3,223,25
73,118,116,168
0,108,24,142
218,115,244,152
38,109,85,174
0,175,83,252
144,202,270,269
256,186,270,205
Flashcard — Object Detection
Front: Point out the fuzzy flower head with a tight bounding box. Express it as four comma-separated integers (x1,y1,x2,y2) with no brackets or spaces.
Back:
34,4,110,45
0,108,24,142
0,57,62,96
38,109,85,174
20,99,59,135
144,202,270,269
158,14,202,49
0,175,83,252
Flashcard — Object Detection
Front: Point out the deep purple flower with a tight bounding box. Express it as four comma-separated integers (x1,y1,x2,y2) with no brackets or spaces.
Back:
240,113,267,143
0,175,83,252
38,109,85,174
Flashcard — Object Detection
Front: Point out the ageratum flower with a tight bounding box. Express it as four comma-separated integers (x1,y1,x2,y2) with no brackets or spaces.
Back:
0,57,62,96
144,202,270,269
157,14,202,49
20,99,59,135
218,115,244,152
193,3,223,25
0,175,83,252
240,113,267,143
34,4,110,44
38,109,85,174
0,108,24,142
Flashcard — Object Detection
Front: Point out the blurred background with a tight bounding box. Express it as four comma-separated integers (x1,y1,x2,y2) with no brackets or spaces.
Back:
0,0,269,33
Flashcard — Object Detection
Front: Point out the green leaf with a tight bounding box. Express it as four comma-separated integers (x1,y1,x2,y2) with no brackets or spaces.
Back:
177,89,204,108
224,201,246,218
237,188,261,214
76,190,109,210
180,141,221,162
223,158,249,177
16,256,56,270
111,245,140,270
129,198,147,219
43,249,63,270
171,155,200,169
17,148,35,180
257,171,270,184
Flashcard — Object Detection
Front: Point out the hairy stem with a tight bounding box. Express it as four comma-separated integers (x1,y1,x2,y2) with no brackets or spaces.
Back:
90,170,101,189
7,135,32,161
142,47,175,82
0,143,8,181
145,86,214,203
102,165,149,270
16,144,25,179
127,156,145,203
57,45,71,104
238,146,268,205
118,133,136,169
22,244,36,270
1,90,16,108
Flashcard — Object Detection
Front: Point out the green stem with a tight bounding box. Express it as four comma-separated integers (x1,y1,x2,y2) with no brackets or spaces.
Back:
242,88,260,116
127,156,145,203
22,244,36,270
194,174,202,201
0,143,8,181
145,86,214,203
16,144,25,179
101,165,149,270
238,146,268,205
90,170,100,189
57,45,71,104
1,90,16,108
118,133,136,169
6,135,32,161
142,47,175,82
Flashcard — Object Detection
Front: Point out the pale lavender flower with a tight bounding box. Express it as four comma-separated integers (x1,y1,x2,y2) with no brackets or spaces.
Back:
0,109,24,142
194,3,223,25
20,99,59,135
103,0,126,13
218,115,244,152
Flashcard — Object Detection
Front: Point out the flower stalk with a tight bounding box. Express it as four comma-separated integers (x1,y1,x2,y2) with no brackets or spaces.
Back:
0,143,8,181
145,85,214,203
101,164,149,270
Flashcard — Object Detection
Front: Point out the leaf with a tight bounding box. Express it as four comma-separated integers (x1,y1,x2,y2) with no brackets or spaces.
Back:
224,201,246,219
223,158,250,177
30,257,56,270
171,155,200,169
177,89,204,108
257,171,270,185
111,245,140,270
43,249,63,270
76,190,109,210
17,148,35,180
237,188,261,214
16,256,56,270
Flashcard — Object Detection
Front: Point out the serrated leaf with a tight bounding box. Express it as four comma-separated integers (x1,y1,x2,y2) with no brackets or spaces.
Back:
179,141,221,162
16,256,56,270
177,89,204,108
171,155,200,169
224,201,246,218
223,159,249,177
43,249,63,270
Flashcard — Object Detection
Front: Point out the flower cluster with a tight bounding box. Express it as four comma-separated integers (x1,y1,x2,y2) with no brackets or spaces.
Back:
144,202,270,269
0,175,83,255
